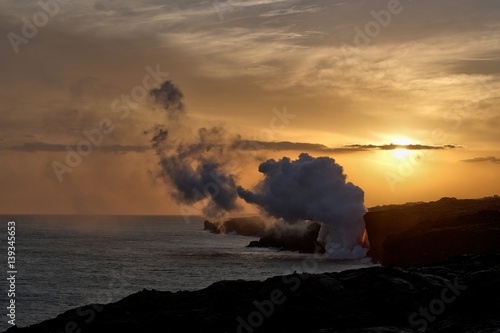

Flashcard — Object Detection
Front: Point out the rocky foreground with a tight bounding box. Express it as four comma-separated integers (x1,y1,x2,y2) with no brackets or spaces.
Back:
6,255,500,333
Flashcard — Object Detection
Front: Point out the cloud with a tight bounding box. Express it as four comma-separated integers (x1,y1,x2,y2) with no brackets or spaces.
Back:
259,5,320,18
3,0,500,148
461,156,500,163
234,140,367,153
344,144,463,150
235,140,462,153
5,139,460,156
451,59,500,76
150,80,185,120
3,142,148,153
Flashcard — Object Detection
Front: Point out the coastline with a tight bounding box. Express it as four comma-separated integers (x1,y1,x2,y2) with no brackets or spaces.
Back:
4,254,499,333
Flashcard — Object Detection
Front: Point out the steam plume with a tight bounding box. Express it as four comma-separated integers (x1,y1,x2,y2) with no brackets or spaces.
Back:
237,153,368,258
150,80,184,120
148,81,241,218
148,81,369,255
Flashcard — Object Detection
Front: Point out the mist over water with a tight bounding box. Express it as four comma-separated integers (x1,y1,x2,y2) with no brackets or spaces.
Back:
0,215,375,329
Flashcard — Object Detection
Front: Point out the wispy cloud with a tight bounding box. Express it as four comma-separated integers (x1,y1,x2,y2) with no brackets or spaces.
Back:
235,141,462,153
345,144,463,150
259,5,320,17
16,138,457,156
234,140,366,153
3,142,149,153
461,156,500,163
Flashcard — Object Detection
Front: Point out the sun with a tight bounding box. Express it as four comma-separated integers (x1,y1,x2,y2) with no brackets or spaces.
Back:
393,148,411,159
392,137,413,159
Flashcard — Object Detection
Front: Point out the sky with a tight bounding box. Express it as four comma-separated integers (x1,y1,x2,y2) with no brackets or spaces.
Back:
0,0,499,215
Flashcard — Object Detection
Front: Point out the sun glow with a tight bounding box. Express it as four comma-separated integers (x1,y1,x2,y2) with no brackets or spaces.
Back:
393,148,411,159
392,137,413,159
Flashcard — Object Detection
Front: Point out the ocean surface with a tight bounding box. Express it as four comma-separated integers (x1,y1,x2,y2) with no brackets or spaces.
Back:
0,215,375,329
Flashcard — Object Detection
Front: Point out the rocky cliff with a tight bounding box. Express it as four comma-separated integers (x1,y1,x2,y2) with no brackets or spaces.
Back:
365,196,500,266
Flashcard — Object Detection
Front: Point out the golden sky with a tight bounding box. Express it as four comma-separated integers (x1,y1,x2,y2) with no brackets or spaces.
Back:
0,0,499,214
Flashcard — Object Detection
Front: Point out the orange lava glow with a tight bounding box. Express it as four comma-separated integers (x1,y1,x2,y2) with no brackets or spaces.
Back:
361,229,367,246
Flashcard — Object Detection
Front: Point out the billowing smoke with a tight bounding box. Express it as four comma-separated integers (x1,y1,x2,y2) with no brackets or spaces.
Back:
237,153,368,259
150,80,184,120
148,81,241,218
149,126,168,150
159,157,240,218
148,81,368,256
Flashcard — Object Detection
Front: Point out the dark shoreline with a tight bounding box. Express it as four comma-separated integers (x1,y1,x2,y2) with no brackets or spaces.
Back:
5,254,500,333
206,196,500,266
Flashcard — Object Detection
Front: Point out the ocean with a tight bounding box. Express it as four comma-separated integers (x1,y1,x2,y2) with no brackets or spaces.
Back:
0,215,375,330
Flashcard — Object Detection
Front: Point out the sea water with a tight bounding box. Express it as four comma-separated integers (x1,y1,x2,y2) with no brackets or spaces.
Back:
0,215,375,329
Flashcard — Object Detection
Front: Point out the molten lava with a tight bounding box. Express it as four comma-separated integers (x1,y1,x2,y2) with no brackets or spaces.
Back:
361,229,368,247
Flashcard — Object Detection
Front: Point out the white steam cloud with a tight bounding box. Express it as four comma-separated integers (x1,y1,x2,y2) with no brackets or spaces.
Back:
237,153,368,259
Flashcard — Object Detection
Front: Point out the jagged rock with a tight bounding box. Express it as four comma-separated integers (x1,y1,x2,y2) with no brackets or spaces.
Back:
5,255,500,333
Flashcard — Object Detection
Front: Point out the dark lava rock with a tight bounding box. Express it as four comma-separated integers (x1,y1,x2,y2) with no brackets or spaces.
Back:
4,255,500,333
248,221,325,254
365,196,500,266
204,220,219,233
382,210,500,266
204,218,324,253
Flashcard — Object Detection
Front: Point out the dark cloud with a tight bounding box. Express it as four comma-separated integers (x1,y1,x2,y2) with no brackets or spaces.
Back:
234,140,462,153
147,127,168,151
344,144,463,150
150,80,184,120
2,139,462,156
461,156,500,163
234,140,367,153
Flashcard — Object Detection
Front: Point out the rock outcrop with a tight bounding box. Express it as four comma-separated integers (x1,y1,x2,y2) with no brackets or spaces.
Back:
204,217,324,253
365,196,500,266
5,255,500,333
